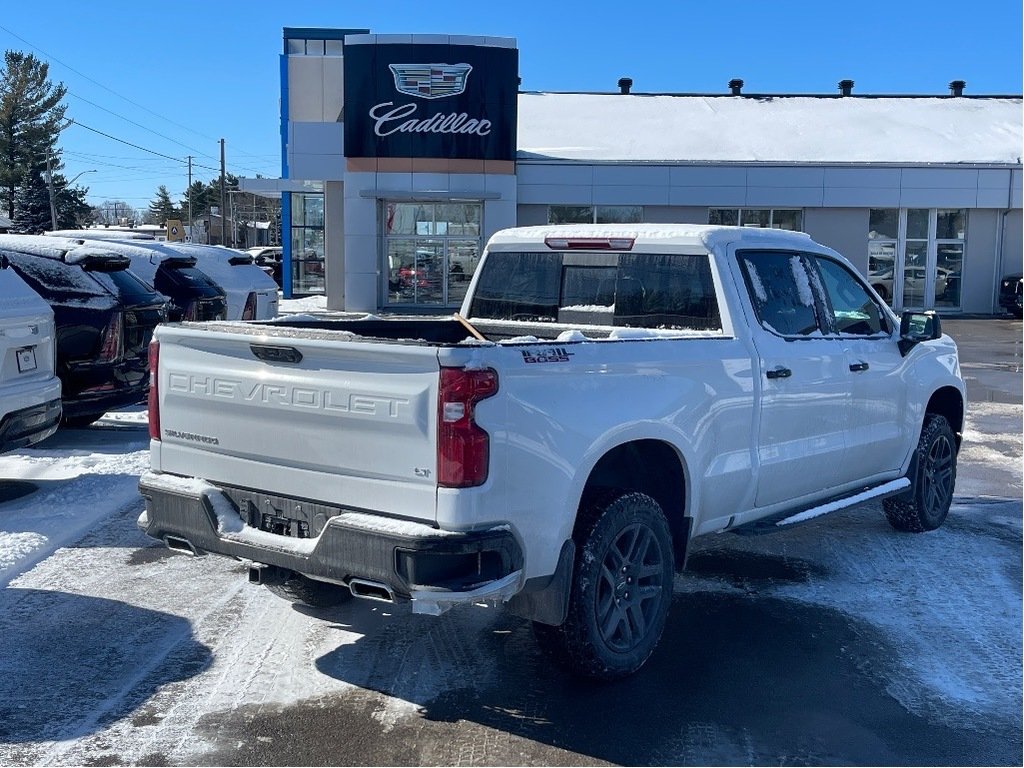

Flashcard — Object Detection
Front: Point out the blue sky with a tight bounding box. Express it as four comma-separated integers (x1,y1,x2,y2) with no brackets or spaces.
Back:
2,0,1020,211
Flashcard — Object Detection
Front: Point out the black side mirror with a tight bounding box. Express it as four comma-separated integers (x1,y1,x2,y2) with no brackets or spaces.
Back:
0,254,8,270
898,310,941,355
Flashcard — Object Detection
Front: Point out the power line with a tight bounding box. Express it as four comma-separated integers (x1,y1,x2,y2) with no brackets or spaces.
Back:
67,92,220,164
67,119,221,173
0,22,280,169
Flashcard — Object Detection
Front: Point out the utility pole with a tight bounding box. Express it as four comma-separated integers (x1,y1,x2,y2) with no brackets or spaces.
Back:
44,151,59,231
219,139,226,246
187,155,193,242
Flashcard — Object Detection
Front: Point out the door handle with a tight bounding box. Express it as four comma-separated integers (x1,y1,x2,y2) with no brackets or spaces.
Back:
849,362,870,372
765,366,792,380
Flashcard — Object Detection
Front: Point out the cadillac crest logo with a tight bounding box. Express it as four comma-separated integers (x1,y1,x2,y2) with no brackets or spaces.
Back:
388,63,473,99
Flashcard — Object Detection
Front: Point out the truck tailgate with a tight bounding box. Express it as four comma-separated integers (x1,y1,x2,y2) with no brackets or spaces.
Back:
152,324,441,523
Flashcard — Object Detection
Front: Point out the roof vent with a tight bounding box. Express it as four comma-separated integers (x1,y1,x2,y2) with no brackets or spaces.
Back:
838,79,854,96
728,78,744,95
618,77,633,95
949,79,966,96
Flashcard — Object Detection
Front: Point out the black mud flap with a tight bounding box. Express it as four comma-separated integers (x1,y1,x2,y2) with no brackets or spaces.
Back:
507,540,574,626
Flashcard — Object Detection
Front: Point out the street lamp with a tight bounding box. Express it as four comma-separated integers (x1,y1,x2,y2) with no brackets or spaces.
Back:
45,168,97,230
66,169,97,186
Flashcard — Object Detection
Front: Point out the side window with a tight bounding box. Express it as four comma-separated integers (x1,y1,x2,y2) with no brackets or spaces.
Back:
812,256,888,336
737,250,821,336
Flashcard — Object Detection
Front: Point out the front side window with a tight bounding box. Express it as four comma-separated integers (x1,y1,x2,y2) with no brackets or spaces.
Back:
811,257,888,336
737,250,820,337
468,251,720,331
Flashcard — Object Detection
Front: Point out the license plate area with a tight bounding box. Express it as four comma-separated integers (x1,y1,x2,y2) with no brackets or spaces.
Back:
16,346,37,373
257,512,310,539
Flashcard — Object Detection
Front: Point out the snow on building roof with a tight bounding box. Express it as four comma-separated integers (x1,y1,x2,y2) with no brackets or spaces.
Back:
516,94,1023,165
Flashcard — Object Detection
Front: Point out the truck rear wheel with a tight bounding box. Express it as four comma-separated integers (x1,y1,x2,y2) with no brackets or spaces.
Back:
534,491,674,680
266,573,352,608
883,413,957,532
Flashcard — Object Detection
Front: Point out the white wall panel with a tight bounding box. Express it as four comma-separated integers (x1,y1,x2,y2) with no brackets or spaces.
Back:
342,196,377,237
745,187,824,207
287,57,324,122
517,184,594,204
822,167,902,188
899,188,978,208
746,166,825,188
669,186,745,206
822,187,901,207
592,165,672,186
592,185,670,206
901,168,978,188
669,166,747,186
517,164,594,186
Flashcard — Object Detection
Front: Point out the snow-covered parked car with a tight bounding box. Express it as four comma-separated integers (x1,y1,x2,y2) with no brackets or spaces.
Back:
11,235,227,323
152,243,279,320
0,254,62,451
43,233,279,321
139,224,965,680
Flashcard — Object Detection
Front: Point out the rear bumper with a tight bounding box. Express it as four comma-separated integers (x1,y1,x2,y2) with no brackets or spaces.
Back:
0,397,61,453
137,471,524,609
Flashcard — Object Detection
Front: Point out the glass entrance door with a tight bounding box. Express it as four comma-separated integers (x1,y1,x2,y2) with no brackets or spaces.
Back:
869,208,967,312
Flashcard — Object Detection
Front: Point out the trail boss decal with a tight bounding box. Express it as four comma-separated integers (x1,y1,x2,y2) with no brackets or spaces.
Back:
521,347,574,364
343,42,517,161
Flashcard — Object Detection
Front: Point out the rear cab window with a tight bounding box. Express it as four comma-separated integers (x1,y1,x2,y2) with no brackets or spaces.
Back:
467,250,722,332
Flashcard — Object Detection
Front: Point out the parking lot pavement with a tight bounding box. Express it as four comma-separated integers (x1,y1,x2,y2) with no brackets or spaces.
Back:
0,318,1019,766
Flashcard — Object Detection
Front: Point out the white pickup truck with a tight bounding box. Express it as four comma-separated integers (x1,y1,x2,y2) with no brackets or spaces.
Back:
139,224,965,679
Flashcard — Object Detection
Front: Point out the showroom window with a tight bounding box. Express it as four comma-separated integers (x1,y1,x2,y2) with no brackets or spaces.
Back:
289,193,325,295
709,209,803,230
548,205,643,224
384,202,482,307
866,208,966,310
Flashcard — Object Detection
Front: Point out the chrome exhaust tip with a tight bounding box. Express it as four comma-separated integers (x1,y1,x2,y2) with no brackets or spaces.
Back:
164,535,198,556
348,578,396,603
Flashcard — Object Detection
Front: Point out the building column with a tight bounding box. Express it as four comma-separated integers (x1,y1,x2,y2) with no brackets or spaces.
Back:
324,181,345,310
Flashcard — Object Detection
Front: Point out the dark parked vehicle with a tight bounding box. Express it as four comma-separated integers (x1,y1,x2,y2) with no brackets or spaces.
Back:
0,242,168,427
14,235,228,323
998,274,1022,318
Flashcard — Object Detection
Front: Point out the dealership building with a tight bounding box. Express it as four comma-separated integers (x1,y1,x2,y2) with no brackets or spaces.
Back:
240,27,1023,315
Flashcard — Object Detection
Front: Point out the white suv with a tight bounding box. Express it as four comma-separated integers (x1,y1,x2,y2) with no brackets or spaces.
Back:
0,255,61,452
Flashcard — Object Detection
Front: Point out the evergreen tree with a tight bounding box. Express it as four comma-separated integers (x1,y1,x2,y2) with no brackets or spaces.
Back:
54,175,93,228
0,51,67,220
11,168,52,233
148,184,177,224
181,180,209,220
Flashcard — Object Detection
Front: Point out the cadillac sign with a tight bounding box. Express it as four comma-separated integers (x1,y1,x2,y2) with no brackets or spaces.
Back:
344,43,518,161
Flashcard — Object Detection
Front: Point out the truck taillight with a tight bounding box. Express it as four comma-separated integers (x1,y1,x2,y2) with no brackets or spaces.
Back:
241,291,258,320
98,311,123,362
438,367,498,488
148,340,160,441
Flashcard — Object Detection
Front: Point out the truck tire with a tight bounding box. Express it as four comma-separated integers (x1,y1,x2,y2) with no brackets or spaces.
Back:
266,573,352,608
883,413,957,532
534,491,674,680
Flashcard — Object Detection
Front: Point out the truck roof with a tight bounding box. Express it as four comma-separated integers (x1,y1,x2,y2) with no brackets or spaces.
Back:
486,223,816,252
